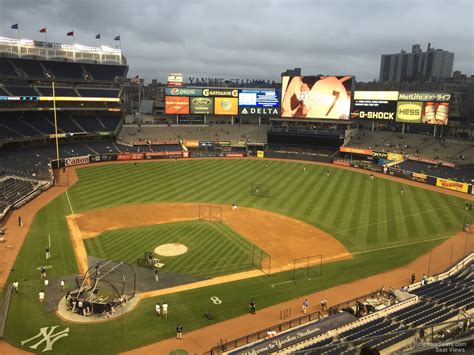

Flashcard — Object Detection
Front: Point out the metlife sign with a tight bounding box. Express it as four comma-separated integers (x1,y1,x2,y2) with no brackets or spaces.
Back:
238,89,279,108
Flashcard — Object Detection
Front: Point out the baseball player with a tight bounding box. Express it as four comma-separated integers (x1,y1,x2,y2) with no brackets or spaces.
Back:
45,247,51,260
12,281,19,294
249,300,256,314
155,303,161,317
39,290,45,303
302,299,309,314
60,280,65,290
162,302,168,318
155,269,159,282
176,324,183,339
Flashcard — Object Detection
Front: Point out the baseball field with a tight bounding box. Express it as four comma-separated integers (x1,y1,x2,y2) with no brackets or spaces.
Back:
2,159,472,354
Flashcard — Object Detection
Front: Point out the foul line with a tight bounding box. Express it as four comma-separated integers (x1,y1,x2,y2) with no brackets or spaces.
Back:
65,190,75,215
352,235,451,255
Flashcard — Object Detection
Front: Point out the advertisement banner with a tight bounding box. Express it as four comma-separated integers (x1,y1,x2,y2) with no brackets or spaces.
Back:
398,92,451,102
165,96,190,114
387,167,412,179
436,178,469,193
396,101,423,123
165,87,203,96
352,91,398,120
167,73,183,86
387,152,404,161
340,146,373,155
65,155,90,167
281,75,352,119
117,153,144,160
214,97,238,115
183,140,199,148
421,102,449,125
372,151,389,159
90,155,114,163
190,97,213,114
411,172,428,183
257,150,264,158
238,89,279,107
202,88,238,97
239,106,279,116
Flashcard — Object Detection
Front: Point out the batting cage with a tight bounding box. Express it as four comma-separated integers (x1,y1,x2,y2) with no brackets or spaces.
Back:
199,205,223,222
293,255,322,281
250,182,271,198
252,245,271,275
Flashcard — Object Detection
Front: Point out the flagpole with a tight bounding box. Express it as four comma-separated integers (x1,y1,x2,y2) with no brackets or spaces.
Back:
52,81,60,168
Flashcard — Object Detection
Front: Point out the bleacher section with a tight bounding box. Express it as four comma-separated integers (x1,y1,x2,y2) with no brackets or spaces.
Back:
36,86,77,96
119,125,268,143
4,86,39,96
82,63,126,81
0,112,122,141
398,160,474,183
77,88,119,97
0,57,18,77
346,129,474,165
226,256,473,355
40,60,85,80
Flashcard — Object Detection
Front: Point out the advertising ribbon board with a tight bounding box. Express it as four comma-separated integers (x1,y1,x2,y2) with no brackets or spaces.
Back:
257,150,265,158
340,147,373,155
436,178,469,193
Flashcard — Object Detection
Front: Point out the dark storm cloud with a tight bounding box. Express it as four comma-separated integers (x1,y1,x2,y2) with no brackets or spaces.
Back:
1,0,472,82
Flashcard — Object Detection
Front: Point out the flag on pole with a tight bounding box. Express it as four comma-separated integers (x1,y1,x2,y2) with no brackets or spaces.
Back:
39,27,47,33
114,35,120,41
67,31,74,36
95,33,101,39
11,24,19,30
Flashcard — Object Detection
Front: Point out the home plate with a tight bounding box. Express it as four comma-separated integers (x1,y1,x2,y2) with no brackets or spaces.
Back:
154,243,188,256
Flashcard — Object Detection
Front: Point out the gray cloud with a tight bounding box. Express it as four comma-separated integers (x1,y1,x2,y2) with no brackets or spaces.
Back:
1,0,472,83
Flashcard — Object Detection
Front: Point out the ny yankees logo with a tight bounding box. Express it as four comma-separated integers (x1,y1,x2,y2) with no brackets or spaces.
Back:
21,326,69,352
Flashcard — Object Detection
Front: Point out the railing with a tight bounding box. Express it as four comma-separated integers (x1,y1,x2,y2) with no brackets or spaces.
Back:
209,310,322,354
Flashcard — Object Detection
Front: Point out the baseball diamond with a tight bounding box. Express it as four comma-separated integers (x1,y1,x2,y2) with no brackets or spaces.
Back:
0,7,473,354
1,159,472,354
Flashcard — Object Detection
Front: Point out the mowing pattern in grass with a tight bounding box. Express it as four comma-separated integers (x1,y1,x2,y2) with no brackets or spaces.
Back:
84,221,257,277
69,160,467,252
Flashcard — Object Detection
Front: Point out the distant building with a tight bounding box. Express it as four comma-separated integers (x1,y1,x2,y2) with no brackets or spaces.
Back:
379,43,454,82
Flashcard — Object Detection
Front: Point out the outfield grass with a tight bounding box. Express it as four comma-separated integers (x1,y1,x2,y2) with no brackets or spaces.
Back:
84,221,257,277
69,160,466,252
3,160,472,354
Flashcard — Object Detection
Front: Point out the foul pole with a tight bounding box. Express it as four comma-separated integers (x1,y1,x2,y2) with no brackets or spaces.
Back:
52,81,60,168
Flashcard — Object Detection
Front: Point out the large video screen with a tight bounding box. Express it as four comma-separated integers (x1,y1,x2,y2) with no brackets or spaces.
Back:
281,76,352,119
165,96,189,114
351,91,398,120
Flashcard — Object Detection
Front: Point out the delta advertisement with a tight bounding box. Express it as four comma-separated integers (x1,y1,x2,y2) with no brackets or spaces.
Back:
165,96,190,114
396,92,450,125
281,76,352,119
238,89,279,116
351,91,399,120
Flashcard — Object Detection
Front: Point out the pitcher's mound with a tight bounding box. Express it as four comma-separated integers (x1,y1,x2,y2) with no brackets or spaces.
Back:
155,243,188,256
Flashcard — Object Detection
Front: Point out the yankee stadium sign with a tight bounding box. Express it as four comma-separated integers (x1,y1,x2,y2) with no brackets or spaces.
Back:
188,77,272,86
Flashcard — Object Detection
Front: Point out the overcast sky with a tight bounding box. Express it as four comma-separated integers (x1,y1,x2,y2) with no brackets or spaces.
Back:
1,0,473,83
